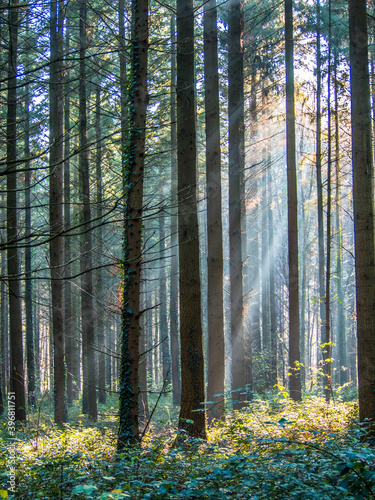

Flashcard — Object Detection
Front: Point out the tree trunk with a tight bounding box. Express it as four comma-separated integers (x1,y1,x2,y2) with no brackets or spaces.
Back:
117,0,149,449
268,167,277,388
95,84,106,405
228,0,246,409
176,0,206,439
348,0,375,434
24,29,35,405
158,181,170,385
79,0,97,421
64,14,74,405
334,50,346,386
315,0,326,372
49,0,66,424
285,0,301,401
204,0,225,423
7,0,26,421
169,14,181,407
324,0,332,403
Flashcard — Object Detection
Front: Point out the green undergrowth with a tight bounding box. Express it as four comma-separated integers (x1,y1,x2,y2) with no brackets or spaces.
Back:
1,396,375,499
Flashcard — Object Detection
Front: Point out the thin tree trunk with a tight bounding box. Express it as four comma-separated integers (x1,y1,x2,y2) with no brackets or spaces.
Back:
64,14,74,405
158,182,170,384
118,0,149,448
169,14,180,407
334,50,346,386
324,0,332,403
204,0,225,423
95,84,106,405
24,25,35,405
268,166,277,388
285,0,301,401
49,0,66,424
7,0,26,421
228,0,246,408
247,66,259,386
176,0,206,438
315,0,326,372
261,160,269,362
79,0,96,421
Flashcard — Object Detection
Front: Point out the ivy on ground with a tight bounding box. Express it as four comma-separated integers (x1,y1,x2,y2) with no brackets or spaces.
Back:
0,395,374,499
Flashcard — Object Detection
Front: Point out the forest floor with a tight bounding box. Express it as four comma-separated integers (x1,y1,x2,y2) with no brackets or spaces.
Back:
1,391,375,499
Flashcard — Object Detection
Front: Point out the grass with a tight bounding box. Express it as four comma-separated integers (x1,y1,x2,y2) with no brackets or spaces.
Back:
1,392,374,499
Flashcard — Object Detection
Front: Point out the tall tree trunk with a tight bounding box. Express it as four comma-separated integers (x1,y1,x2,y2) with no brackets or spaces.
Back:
261,158,269,363
315,0,326,372
7,0,26,421
285,0,301,401
176,0,206,439
228,0,246,409
79,0,97,421
324,0,332,403
169,14,180,407
95,84,106,405
50,0,66,424
64,14,74,405
139,284,149,422
247,66,259,387
334,50,346,385
158,180,170,384
348,0,375,434
24,25,35,405
268,166,277,387
204,0,225,423
117,0,149,448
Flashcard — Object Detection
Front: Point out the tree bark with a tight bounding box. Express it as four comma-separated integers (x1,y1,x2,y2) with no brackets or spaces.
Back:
118,0,149,448
64,13,74,405
24,22,35,405
324,0,332,403
315,0,326,372
79,0,97,421
228,0,246,409
348,0,375,434
285,0,301,401
204,0,225,423
176,0,206,438
169,14,181,407
334,50,347,386
50,0,66,424
7,0,26,421
95,84,106,405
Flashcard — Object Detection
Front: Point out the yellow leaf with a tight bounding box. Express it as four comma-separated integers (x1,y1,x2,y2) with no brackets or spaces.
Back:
112,490,123,494
0,490,8,499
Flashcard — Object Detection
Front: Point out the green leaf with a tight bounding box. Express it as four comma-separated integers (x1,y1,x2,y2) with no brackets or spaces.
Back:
72,484,98,496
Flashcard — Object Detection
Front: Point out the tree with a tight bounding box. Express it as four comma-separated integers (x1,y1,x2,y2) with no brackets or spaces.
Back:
24,13,35,406
285,0,301,401
169,13,181,407
315,0,326,375
79,0,97,421
63,12,74,404
348,0,375,434
204,0,225,423
228,0,246,409
6,0,26,421
118,0,149,449
324,0,332,403
49,0,66,424
176,0,206,439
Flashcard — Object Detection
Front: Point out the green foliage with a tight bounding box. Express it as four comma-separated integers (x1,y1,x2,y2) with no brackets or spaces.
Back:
1,396,374,499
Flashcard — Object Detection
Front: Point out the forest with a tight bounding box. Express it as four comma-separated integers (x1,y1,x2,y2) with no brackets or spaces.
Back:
1,0,375,498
